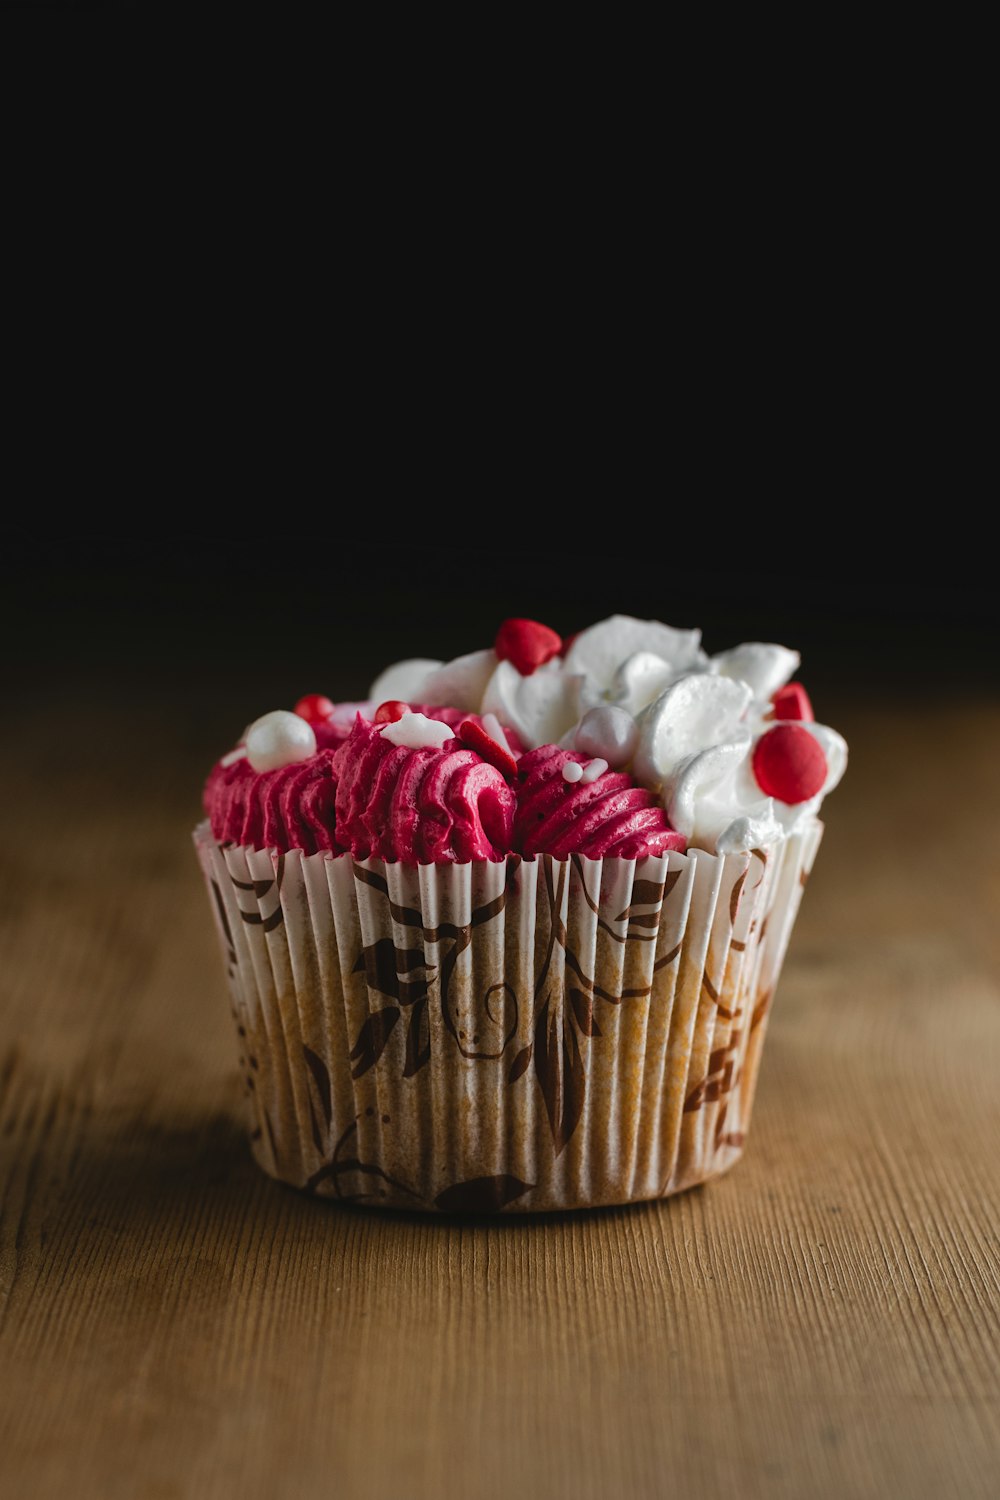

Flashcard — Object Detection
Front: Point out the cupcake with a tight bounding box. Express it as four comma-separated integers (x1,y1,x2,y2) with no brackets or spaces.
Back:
194,616,845,1212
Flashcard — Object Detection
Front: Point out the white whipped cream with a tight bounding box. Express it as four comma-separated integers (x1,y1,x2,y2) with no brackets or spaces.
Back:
574,705,638,768
368,658,443,704
563,615,706,690
421,649,497,712
633,675,752,791
481,658,581,748
368,614,847,853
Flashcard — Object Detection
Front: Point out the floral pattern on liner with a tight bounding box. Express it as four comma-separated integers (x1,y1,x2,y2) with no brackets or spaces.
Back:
194,821,822,1212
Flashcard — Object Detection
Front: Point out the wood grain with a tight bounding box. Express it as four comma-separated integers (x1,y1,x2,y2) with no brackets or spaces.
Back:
1,697,998,1500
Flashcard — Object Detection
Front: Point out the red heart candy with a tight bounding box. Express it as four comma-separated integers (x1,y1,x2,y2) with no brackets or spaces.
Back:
458,717,519,782
770,682,814,723
494,618,562,676
373,700,408,724
293,694,335,724
752,724,827,805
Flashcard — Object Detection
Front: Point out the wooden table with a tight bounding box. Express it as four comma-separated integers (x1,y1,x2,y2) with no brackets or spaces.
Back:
2,696,998,1500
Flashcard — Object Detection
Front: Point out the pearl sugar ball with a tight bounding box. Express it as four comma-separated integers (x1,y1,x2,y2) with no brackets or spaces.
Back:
245,709,317,772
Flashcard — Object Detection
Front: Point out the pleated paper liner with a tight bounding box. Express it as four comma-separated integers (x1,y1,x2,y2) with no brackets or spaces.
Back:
194,820,822,1213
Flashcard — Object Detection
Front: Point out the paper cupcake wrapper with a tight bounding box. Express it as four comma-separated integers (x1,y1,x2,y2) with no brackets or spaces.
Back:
194,820,822,1213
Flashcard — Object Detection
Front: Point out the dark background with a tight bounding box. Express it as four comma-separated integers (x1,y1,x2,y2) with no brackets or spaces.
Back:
4,532,996,768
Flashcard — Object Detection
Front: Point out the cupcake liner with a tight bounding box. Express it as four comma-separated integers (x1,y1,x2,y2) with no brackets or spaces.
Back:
194,820,822,1212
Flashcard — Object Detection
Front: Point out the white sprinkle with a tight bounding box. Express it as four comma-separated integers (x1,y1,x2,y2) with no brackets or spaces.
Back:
221,746,248,767
562,760,584,783
580,757,609,784
481,712,507,748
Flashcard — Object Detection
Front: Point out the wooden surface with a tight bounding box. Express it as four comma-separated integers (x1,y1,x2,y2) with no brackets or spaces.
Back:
1,698,999,1500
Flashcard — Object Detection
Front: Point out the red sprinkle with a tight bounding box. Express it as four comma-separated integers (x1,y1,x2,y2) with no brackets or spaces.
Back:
373,700,408,724
771,682,815,723
495,618,562,676
458,718,519,782
752,725,827,805
293,694,335,724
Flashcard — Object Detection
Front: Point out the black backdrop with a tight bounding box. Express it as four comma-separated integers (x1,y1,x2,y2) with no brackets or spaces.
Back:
4,533,996,729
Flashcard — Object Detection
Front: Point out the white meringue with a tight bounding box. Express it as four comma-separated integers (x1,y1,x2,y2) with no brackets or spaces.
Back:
716,806,787,855
573,705,639,768
633,675,752,792
368,658,442,704
563,615,705,692
710,642,800,701
481,659,582,749
802,722,848,794
421,649,497,713
666,736,754,843
362,614,846,856
606,651,678,715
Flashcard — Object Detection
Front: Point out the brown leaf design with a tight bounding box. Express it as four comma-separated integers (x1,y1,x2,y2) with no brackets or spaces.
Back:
238,906,284,932
534,995,587,1155
396,977,430,1008
231,876,275,897
210,878,236,961
750,987,773,1032
353,939,434,1006
615,869,682,923
625,910,661,930
403,995,431,1078
569,987,601,1037
683,1035,742,1113
654,941,682,972
434,1175,534,1213
308,1097,324,1153
729,868,748,925
714,1102,746,1151
353,938,401,997
302,1044,333,1129
304,1117,422,1203
508,1044,532,1083
561,1024,587,1149
534,997,558,1131
342,875,512,1079
394,947,432,973
571,854,601,914
349,1006,400,1078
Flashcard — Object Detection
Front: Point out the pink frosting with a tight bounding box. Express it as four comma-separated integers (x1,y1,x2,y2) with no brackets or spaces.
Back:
312,717,355,753
515,745,687,859
333,716,514,863
202,711,680,862
204,750,341,854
